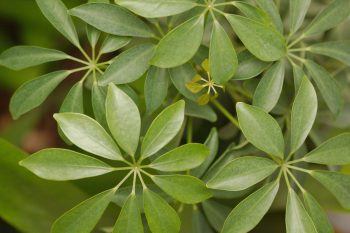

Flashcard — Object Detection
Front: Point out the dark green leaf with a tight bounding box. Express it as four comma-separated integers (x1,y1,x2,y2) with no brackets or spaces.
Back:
100,35,131,54
233,50,270,80
145,67,169,114
255,0,284,33
92,82,108,128
202,200,230,232
185,100,217,122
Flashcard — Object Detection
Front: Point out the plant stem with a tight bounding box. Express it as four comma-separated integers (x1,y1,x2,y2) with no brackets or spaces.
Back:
288,34,305,49
187,117,193,143
137,170,147,189
283,168,292,189
113,170,134,191
286,169,306,192
69,66,90,74
67,56,90,66
139,169,154,179
287,158,305,165
78,46,92,63
131,170,137,194
286,165,311,174
210,98,240,129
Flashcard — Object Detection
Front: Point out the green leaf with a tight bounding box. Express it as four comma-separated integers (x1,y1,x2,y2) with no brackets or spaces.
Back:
308,41,350,66
115,0,197,18
19,148,115,181
209,20,238,84
145,67,169,114
311,170,350,209
86,25,101,48
289,0,311,34
0,46,68,70
236,102,285,159
99,44,155,85
221,182,279,233
53,113,122,160
255,0,284,33
143,188,180,233
52,189,115,233
225,14,286,61
113,194,143,233
304,133,350,165
290,77,317,154
303,192,334,233
185,100,217,122
286,188,317,233
69,3,153,38
207,156,278,191
106,84,141,156
253,61,285,112
232,2,270,23
36,0,80,47
150,143,209,172
60,81,84,113
202,200,230,232
192,206,215,233
292,64,305,92
152,175,212,204
304,0,350,36
305,60,343,115
141,100,185,159
10,70,70,119
233,50,270,80
92,82,108,128
100,35,131,54
151,15,205,68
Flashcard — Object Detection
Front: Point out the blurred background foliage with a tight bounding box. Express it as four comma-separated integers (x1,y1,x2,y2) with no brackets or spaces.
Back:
0,0,349,232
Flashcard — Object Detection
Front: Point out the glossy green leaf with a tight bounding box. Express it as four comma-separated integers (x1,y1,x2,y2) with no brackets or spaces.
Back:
0,46,68,70
305,60,343,115
309,41,350,66
225,14,286,61
151,15,205,68
115,0,197,18
145,67,169,114
290,77,317,154
304,0,350,36
113,194,143,233
255,0,284,33
311,170,350,209
54,113,122,160
286,189,317,233
52,189,115,233
289,0,311,34
143,188,180,233
233,50,270,80
209,20,237,84
92,82,108,128
236,102,285,159
10,70,70,119
202,200,230,232
207,156,278,191
19,149,115,181
150,143,209,172
253,61,285,112
152,175,212,204
304,133,350,165
303,192,334,233
99,44,155,85
100,35,131,54
36,0,80,47
222,182,279,233
106,84,140,156
69,3,153,37
141,100,185,159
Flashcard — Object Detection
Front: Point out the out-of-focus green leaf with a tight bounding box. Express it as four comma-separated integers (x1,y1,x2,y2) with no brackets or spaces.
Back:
309,41,350,66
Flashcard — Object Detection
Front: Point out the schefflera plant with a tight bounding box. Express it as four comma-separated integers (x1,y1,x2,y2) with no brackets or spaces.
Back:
19,85,212,233
207,77,350,233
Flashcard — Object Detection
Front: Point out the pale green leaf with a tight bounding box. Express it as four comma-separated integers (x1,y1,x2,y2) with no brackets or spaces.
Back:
115,0,197,18
151,15,205,68
113,194,143,233
86,25,101,48
185,100,217,122
304,0,350,36
53,113,122,160
253,61,285,112
99,44,155,85
10,70,70,119
150,143,209,172
141,100,185,159
202,200,230,232
311,170,350,209
100,35,131,54
309,41,350,66
207,156,278,191
19,149,115,181
289,0,311,34
92,82,108,128
221,182,279,233
152,175,212,204
233,50,270,80
305,60,343,115
232,2,270,23
225,14,286,61
52,189,115,233
236,102,285,159
286,188,317,233
292,64,305,92
304,133,350,165
69,3,153,37
145,67,169,114
60,81,84,113
290,77,317,154
0,46,68,70
255,0,284,33
36,0,80,47
106,84,140,156
143,188,180,233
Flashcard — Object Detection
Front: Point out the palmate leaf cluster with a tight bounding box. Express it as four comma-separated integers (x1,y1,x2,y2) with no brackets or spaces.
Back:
0,0,350,232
